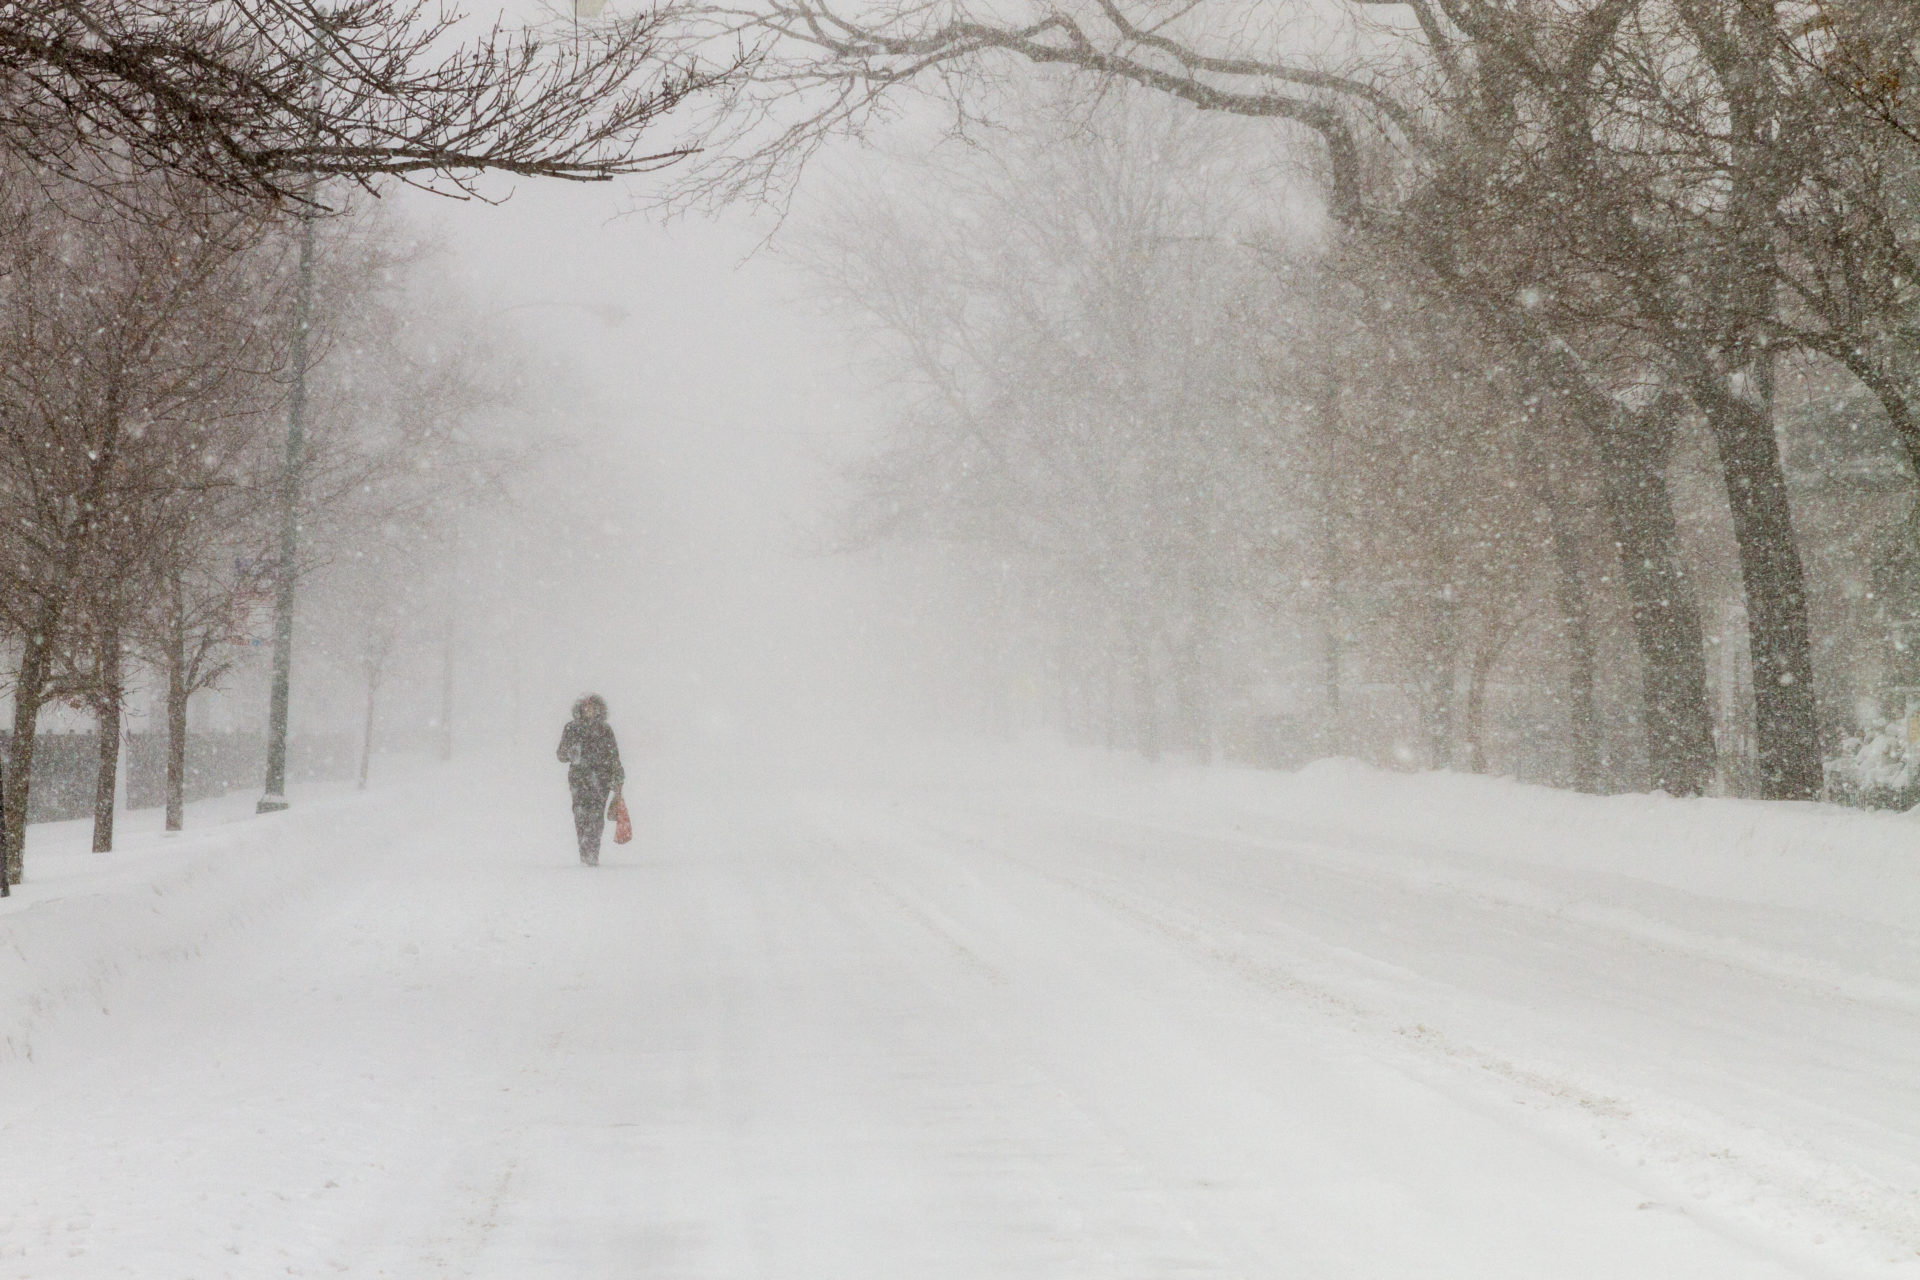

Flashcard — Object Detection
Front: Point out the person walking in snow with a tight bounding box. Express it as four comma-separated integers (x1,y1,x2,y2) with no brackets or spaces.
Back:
556,693,625,866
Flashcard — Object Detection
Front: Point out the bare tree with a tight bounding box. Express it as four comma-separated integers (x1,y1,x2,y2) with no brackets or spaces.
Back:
126,420,282,833
1300,251,1569,776
671,0,1735,794
0,166,286,885
275,216,523,790
0,0,736,201
356,606,401,790
802,93,1284,758
65,578,135,852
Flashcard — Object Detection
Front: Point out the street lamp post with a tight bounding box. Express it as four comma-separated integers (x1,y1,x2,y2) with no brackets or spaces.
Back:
256,16,335,815
257,199,318,814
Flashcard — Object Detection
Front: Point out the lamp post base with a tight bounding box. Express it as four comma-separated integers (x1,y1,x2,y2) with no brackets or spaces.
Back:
257,794,290,814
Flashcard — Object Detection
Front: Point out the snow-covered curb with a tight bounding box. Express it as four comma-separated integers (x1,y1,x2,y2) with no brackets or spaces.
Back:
1152,757,1920,925
0,792,356,1063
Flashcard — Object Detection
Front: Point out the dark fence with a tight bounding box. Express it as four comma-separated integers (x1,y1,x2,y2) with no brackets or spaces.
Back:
0,731,356,822
23,732,100,823
124,731,355,810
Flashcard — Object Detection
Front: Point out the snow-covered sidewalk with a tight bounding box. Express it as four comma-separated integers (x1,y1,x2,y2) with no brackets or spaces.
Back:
0,783,368,1066
0,746,1915,1277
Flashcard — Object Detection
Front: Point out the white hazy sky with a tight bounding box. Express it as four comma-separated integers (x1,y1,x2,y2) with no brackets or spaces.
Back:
387,162,944,761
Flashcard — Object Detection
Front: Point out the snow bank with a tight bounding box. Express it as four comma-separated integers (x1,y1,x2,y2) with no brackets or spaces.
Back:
822,739,1920,934
1162,757,1920,926
950,751,1920,1014
0,793,350,1063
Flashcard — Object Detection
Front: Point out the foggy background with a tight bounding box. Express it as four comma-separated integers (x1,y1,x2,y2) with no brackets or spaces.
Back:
20,0,1916,817
136,175,997,782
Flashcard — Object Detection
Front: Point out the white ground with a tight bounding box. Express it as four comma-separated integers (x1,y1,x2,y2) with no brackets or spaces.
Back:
2,745,1918,1278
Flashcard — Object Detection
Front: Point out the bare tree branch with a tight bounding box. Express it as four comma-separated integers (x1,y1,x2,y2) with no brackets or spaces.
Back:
666,0,1424,223
0,0,744,201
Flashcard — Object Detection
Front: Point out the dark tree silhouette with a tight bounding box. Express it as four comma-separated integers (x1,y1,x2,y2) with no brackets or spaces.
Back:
0,0,733,199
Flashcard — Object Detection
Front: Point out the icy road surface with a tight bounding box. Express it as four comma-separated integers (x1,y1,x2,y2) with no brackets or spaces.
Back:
1,749,1917,1278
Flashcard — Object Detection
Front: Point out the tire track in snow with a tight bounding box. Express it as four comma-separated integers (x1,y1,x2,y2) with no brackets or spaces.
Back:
817,791,1920,1279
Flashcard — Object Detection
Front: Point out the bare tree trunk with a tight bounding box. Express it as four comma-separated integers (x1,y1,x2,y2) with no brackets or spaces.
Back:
91,628,123,853
3,609,57,890
1696,386,1822,799
1591,416,1716,795
1318,541,1344,758
1179,577,1216,764
1524,365,1715,795
1422,593,1459,770
91,713,120,854
1546,534,1600,789
1529,444,1602,791
165,606,189,832
1322,633,1343,754
359,672,380,791
1466,640,1497,775
1309,328,1347,757
1407,226,1716,794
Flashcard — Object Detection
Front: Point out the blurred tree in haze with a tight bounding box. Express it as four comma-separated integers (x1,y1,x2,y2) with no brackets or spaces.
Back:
0,0,736,885
0,0,729,201
0,161,290,881
0,173,526,888
802,88,1620,778
685,0,1920,801
803,91,1283,761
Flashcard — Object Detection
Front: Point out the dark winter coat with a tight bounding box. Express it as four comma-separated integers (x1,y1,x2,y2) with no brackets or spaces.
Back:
557,716,624,792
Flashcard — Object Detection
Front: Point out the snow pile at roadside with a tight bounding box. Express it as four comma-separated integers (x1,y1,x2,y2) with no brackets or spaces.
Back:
814,736,1920,931
0,795,347,1063
1172,757,1920,921
980,751,1920,1015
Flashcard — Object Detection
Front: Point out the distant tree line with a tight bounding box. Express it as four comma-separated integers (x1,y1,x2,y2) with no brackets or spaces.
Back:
0,0,727,891
0,159,515,887
686,0,1920,802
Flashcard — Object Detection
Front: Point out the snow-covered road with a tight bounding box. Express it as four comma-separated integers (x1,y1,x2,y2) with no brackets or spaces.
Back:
2,750,1916,1278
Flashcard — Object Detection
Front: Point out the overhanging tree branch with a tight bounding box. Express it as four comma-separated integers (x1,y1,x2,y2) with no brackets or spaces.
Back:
0,0,744,200
669,0,1407,223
